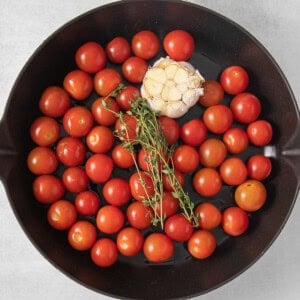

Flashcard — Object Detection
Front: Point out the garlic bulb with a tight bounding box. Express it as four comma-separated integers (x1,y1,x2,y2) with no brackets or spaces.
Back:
141,57,205,118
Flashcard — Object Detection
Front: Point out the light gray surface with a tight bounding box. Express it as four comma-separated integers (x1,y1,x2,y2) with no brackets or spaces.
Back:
1,0,300,299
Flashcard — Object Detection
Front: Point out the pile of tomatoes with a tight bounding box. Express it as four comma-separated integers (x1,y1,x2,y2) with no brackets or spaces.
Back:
27,29,273,267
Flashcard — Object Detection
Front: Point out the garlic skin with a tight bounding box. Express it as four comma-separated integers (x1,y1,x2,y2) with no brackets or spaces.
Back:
141,57,205,118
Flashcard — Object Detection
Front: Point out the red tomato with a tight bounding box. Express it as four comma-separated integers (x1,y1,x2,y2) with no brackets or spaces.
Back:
94,68,122,96
131,30,160,60
39,86,71,118
164,214,193,242
33,175,65,204
111,143,136,169
91,96,120,126
203,104,233,134
27,146,58,175
63,69,93,100
220,157,248,186
158,116,181,145
85,153,113,183
68,220,97,251
62,167,89,193
143,233,174,263
195,202,222,230
122,56,148,83
86,125,114,153
137,147,167,172
91,238,118,267
115,114,138,141
220,65,249,95
193,168,222,197
235,179,267,212
96,205,125,234
105,36,131,64
187,230,216,259
116,85,141,111
172,145,199,173
75,41,106,73
129,171,155,201
126,201,153,230
30,116,60,146
102,178,131,206
199,138,227,168
153,191,179,218
247,154,272,180
163,30,195,61
222,206,249,236
117,227,144,256
162,170,185,192
198,80,224,107
180,119,207,146
247,120,273,146
75,190,100,216
63,106,94,138
56,136,86,167
223,127,249,154
47,200,77,230
230,93,261,123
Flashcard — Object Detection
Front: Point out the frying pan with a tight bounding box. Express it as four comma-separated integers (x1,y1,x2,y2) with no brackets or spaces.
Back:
1,0,300,299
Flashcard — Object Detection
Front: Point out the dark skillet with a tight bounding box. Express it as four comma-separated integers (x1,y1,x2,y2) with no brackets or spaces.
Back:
0,1,299,299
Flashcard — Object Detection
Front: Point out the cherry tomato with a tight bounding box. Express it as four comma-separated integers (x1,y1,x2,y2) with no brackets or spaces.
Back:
180,119,207,146
247,120,273,146
235,179,267,212
94,68,122,96
75,190,100,216
220,157,248,186
198,80,224,107
187,230,216,259
195,202,222,230
129,171,155,201
122,56,148,83
247,154,272,181
230,92,261,123
153,191,179,218
91,96,120,126
39,86,71,118
126,201,153,230
111,143,136,169
33,175,65,204
27,146,58,175
222,206,249,236
143,233,174,263
102,178,131,206
68,220,97,251
163,29,195,61
86,125,114,153
162,170,185,192
137,147,167,172
85,153,113,183
30,116,60,146
105,36,131,64
116,85,141,110
63,106,94,138
96,205,125,234
47,200,77,230
117,227,144,256
63,69,93,100
164,214,193,242
199,138,227,168
223,127,249,154
220,65,249,95
115,114,137,141
158,116,181,145
193,168,222,197
203,104,233,134
56,136,86,167
62,167,89,193
91,238,118,267
172,145,199,173
131,30,160,60
75,41,106,73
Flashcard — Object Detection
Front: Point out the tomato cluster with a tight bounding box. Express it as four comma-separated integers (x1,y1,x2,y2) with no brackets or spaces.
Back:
27,29,273,267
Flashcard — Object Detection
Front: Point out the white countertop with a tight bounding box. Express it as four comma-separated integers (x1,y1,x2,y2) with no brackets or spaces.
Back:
1,0,300,299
